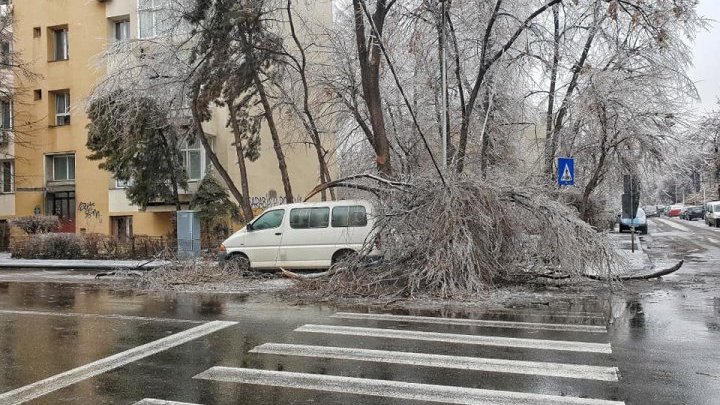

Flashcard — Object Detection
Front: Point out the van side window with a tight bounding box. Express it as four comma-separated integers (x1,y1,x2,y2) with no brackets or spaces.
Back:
290,207,330,229
252,210,284,230
332,205,367,227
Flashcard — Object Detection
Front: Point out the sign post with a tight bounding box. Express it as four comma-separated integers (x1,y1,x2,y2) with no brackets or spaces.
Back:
557,157,575,186
622,175,640,253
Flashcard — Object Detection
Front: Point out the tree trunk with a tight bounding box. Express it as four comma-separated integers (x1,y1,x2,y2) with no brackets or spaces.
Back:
286,0,334,200
254,74,294,203
548,5,603,180
190,104,247,211
543,4,560,183
352,0,392,177
580,103,610,222
456,0,561,173
227,102,255,222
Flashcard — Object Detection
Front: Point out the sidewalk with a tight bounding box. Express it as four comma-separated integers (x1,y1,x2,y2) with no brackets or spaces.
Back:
0,253,168,270
609,232,654,275
609,231,684,278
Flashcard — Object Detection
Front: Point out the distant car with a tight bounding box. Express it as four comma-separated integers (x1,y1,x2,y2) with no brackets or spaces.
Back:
667,205,684,217
681,206,705,221
619,208,648,234
643,205,659,218
706,201,720,227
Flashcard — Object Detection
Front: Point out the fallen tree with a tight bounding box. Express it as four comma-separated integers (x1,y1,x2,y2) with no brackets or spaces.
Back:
297,175,621,299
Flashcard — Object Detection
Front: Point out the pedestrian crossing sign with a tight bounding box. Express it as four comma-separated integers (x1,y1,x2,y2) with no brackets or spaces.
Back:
557,157,575,186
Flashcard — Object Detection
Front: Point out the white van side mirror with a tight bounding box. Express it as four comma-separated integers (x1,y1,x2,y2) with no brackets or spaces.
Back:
246,223,254,232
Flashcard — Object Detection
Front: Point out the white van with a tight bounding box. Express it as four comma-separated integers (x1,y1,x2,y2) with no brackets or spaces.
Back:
218,200,380,269
706,201,720,227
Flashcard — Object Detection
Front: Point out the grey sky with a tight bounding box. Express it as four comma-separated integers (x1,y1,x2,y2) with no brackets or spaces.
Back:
691,0,720,114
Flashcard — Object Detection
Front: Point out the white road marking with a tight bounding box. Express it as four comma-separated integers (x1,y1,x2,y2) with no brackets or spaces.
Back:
654,218,690,232
194,367,625,405
485,310,605,319
0,321,236,405
0,309,205,324
134,400,203,405
250,343,619,381
296,324,612,353
333,312,607,333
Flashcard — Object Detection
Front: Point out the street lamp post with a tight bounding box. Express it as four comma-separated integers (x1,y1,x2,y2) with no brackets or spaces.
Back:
440,0,448,168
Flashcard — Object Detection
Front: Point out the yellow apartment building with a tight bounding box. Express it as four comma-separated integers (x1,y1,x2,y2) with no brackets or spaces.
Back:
7,0,334,240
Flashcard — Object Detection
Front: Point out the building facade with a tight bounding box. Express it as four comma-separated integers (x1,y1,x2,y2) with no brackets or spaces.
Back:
5,0,334,240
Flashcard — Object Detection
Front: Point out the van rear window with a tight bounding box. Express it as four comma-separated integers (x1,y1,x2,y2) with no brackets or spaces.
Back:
332,205,367,227
290,207,330,229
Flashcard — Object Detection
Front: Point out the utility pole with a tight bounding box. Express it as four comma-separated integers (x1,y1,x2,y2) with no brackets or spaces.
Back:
440,0,448,168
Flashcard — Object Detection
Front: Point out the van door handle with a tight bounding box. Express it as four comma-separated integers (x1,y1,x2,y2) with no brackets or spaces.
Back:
275,232,282,236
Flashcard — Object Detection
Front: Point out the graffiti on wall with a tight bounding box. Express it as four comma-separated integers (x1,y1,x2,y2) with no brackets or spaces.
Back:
250,191,304,209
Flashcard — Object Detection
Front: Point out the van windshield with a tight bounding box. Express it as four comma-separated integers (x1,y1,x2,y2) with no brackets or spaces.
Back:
252,210,284,230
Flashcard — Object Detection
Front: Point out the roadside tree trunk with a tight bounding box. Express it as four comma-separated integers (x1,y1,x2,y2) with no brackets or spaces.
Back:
227,102,255,221
352,0,393,177
255,74,294,203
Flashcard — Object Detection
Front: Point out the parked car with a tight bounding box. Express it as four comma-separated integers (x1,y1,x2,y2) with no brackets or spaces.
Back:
643,205,659,218
218,200,380,269
680,206,705,221
619,208,648,234
706,201,720,227
667,205,684,217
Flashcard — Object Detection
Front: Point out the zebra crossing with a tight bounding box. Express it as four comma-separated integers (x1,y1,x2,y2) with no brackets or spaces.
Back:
150,309,624,404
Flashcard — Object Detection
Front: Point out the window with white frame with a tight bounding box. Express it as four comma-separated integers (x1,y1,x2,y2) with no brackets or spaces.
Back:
179,137,204,181
116,178,132,188
0,100,11,130
0,160,12,193
115,20,130,41
52,28,68,61
55,92,70,126
52,154,75,181
138,0,170,38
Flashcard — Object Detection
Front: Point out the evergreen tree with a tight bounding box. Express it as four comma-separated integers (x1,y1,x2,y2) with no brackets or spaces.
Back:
86,92,188,210
190,172,241,237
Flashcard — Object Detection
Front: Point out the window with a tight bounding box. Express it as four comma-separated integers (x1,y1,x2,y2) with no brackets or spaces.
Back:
179,137,206,181
33,27,41,38
139,0,170,38
251,210,284,230
116,178,132,188
0,41,10,65
332,205,368,227
0,100,11,130
55,92,70,126
115,20,130,41
52,155,75,181
1,161,12,193
290,207,330,229
52,28,68,61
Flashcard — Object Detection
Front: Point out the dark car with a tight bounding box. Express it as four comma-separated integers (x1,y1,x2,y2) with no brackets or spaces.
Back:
681,206,705,221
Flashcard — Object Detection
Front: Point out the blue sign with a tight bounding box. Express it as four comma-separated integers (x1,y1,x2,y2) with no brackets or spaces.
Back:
557,157,575,186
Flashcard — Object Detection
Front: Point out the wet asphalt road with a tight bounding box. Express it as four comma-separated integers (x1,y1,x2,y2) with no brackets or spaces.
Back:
0,216,718,405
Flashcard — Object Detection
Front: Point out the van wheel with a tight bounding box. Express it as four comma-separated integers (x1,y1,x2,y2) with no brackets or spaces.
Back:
332,249,357,266
224,254,250,273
